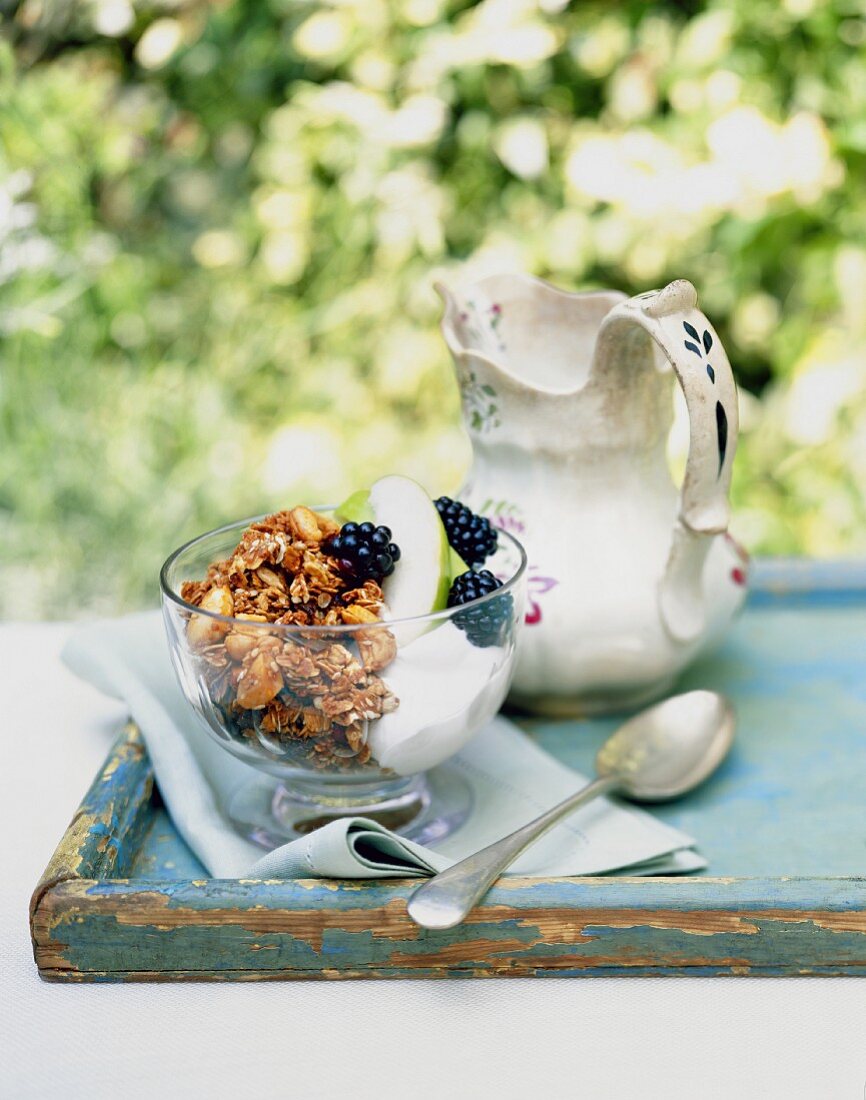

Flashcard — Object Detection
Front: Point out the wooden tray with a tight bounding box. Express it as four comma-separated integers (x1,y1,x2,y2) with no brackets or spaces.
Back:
30,560,866,981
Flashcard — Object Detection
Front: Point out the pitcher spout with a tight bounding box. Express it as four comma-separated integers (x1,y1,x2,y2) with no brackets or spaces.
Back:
437,274,625,397
436,280,508,371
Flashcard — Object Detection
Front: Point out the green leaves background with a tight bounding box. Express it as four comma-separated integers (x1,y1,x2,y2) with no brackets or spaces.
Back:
2,0,866,617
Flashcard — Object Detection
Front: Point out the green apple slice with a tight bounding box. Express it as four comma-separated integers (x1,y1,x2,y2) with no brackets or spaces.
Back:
366,475,451,640
449,546,470,581
334,489,373,525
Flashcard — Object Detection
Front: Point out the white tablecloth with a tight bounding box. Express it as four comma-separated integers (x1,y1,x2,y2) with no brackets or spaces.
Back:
3,623,865,1099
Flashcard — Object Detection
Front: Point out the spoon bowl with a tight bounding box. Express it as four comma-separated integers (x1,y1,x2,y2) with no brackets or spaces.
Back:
596,690,736,802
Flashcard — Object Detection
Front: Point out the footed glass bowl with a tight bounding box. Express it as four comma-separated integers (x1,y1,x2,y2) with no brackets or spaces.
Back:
160,513,526,846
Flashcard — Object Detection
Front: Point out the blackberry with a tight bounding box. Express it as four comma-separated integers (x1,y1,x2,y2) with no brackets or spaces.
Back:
434,497,498,567
448,569,512,648
323,522,401,584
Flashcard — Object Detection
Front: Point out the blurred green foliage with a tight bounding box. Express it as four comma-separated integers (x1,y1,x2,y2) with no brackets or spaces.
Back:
2,0,866,618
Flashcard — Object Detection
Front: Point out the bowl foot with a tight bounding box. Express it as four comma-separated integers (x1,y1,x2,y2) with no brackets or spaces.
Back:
227,766,473,850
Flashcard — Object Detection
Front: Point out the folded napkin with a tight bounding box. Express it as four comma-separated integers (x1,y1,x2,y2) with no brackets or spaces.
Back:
63,612,705,880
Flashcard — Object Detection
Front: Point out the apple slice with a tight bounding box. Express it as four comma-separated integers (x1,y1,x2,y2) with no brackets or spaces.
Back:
353,475,451,641
449,545,470,581
334,489,373,525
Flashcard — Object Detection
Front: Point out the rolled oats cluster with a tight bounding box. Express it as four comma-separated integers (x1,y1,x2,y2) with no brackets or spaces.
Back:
180,506,399,770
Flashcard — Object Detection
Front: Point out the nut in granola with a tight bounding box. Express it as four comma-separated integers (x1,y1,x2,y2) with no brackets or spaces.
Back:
187,586,234,649
288,505,324,544
236,649,284,709
356,629,398,672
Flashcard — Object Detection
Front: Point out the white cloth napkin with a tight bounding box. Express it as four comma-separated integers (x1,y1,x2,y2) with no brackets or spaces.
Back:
62,612,704,879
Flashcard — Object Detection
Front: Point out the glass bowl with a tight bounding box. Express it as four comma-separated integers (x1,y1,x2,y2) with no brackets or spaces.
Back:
160,512,526,846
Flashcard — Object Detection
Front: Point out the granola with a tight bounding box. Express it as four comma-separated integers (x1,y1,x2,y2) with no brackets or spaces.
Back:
180,506,399,771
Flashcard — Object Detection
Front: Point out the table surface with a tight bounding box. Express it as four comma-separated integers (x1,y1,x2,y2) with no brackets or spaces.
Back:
5,621,866,1099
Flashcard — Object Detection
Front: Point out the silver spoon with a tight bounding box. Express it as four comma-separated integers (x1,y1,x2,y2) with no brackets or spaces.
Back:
407,690,735,931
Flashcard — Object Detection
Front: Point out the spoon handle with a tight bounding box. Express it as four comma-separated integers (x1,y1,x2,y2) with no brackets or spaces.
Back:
407,775,620,930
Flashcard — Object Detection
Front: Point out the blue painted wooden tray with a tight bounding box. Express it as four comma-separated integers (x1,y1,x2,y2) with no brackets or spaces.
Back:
30,561,866,980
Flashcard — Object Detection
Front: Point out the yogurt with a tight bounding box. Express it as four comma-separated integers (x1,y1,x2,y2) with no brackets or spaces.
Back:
368,622,510,775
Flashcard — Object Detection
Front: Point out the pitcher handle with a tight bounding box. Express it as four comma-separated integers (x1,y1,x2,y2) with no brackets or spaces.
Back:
594,280,739,641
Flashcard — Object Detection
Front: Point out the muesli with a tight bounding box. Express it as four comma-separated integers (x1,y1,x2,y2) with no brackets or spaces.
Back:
180,506,399,770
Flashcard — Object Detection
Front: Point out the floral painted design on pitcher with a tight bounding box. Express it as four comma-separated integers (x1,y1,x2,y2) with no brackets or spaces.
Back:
438,275,749,716
468,497,560,625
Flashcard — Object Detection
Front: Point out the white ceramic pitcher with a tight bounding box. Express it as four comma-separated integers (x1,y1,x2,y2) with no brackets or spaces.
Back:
438,274,749,715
